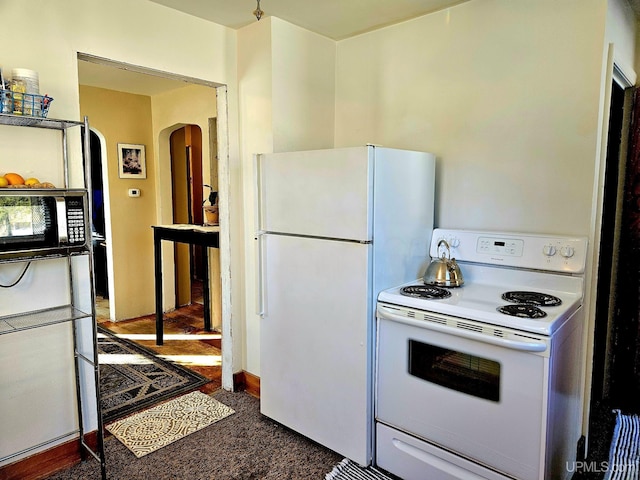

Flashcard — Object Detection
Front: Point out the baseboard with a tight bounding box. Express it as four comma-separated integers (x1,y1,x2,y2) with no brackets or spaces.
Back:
233,370,260,398
0,431,98,480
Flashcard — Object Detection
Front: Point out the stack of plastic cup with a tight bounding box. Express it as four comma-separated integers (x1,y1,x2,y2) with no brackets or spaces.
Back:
11,68,39,116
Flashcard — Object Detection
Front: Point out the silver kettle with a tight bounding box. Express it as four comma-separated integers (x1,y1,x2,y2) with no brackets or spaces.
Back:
423,239,464,287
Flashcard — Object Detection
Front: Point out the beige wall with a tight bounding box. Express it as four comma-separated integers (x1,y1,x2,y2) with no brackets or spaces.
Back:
80,85,158,320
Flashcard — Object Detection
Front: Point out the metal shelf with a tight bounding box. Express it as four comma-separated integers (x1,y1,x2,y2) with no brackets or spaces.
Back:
0,112,83,130
0,115,106,479
0,305,91,334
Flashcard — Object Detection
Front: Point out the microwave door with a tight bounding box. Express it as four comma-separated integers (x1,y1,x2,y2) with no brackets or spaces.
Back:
0,196,52,247
0,191,88,260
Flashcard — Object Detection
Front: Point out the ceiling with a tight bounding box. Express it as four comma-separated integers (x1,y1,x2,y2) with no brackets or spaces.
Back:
81,0,640,96
79,0,468,96
147,0,469,41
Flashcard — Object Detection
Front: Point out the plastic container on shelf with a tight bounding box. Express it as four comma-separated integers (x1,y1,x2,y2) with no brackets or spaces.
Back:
11,68,39,95
10,80,25,115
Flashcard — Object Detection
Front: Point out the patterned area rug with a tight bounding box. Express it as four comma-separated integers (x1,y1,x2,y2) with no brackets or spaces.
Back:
326,458,396,480
106,391,235,458
98,327,209,423
604,410,640,480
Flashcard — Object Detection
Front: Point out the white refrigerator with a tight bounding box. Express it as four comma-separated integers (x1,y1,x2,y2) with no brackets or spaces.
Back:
255,146,435,466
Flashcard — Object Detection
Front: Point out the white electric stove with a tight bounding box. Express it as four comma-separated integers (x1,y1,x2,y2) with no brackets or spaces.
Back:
375,229,588,480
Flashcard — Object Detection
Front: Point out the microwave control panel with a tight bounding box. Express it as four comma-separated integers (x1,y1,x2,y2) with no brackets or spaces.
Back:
66,197,86,245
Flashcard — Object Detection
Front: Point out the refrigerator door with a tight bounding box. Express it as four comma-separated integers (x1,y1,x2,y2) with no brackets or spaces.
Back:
259,234,372,465
256,147,373,241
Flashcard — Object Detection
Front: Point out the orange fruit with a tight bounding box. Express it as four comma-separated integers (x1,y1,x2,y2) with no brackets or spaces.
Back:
4,173,25,185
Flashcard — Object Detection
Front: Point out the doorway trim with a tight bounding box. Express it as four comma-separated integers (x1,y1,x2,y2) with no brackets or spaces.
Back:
78,53,222,90
215,86,233,391
77,52,234,390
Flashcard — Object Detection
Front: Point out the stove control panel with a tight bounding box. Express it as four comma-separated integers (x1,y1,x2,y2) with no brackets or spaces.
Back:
477,237,524,257
431,229,588,274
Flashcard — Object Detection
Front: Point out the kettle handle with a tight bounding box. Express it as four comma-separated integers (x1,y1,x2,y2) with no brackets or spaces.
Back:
437,239,451,260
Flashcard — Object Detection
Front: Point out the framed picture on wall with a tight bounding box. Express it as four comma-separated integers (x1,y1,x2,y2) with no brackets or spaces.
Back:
118,143,146,179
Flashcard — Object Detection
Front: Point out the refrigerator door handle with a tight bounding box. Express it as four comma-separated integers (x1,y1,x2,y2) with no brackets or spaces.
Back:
256,232,266,317
255,154,267,317
254,154,263,233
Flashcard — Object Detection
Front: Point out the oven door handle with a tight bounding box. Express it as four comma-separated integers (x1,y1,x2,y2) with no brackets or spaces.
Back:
377,305,548,353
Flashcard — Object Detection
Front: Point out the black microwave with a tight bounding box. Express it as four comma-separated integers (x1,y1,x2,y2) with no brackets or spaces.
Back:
0,189,89,261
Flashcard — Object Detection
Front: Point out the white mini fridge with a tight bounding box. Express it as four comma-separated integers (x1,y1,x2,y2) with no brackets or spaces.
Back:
255,145,435,465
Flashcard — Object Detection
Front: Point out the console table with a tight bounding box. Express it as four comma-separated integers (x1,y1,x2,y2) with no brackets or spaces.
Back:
152,224,220,345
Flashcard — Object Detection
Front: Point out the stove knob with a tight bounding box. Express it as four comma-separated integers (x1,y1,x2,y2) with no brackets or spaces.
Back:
448,236,460,248
543,244,557,256
560,246,575,258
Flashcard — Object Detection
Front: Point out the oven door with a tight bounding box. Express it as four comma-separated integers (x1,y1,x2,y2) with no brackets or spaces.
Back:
376,303,550,480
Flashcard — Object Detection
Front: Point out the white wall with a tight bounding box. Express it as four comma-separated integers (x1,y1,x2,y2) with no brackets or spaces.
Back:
272,18,337,152
0,0,238,464
607,0,638,83
237,18,336,376
335,0,606,236
237,18,274,377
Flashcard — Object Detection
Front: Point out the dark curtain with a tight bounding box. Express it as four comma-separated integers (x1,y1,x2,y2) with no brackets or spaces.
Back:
610,87,640,411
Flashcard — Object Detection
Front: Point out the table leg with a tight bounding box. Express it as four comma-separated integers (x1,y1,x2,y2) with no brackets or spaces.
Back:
154,232,164,345
203,245,212,331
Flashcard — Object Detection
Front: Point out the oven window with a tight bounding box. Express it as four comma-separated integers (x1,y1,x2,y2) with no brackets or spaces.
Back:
408,340,500,402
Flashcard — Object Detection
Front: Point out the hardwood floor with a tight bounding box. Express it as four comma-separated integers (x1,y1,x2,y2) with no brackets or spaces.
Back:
96,280,221,394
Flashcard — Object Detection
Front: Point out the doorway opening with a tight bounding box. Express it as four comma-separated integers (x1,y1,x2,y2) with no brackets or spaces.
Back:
77,53,232,390
89,130,108,300
170,124,208,310
591,80,627,404
587,78,634,462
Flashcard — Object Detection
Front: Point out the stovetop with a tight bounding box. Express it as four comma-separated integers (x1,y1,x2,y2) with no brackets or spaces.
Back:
378,264,583,336
378,229,588,336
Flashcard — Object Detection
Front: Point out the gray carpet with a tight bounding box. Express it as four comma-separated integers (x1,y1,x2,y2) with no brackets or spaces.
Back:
46,390,344,479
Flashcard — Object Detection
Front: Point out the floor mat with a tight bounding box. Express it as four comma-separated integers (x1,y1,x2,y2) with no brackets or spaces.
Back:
604,409,640,480
326,458,396,480
98,327,209,422
106,390,235,458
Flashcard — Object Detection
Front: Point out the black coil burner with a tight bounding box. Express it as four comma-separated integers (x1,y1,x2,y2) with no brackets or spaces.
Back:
497,304,547,319
400,285,452,300
501,291,562,307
